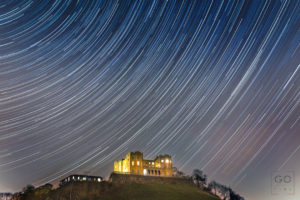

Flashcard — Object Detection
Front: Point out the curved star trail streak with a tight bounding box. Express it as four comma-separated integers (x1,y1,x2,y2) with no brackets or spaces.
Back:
0,1,299,200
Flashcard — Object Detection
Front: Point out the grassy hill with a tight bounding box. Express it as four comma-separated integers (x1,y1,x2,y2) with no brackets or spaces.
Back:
99,182,220,200
17,181,220,200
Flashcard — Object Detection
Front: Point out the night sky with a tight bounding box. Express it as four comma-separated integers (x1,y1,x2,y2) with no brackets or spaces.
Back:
0,1,299,200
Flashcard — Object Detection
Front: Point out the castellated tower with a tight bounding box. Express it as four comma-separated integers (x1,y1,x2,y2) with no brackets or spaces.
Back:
114,151,173,177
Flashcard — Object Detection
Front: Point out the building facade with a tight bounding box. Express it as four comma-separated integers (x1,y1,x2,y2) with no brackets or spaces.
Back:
0,193,12,200
114,151,173,177
59,174,102,186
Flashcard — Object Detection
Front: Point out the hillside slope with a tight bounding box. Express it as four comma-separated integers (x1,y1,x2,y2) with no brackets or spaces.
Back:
99,182,221,200
19,181,220,200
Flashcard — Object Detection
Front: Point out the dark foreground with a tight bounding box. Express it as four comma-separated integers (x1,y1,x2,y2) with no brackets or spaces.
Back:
15,181,220,200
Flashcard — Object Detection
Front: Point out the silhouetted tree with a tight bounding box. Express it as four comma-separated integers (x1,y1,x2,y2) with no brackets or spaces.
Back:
22,185,35,193
20,184,35,200
208,181,244,200
192,169,207,188
208,181,218,195
172,167,185,177
34,183,53,198
11,192,22,200
229,188,244,200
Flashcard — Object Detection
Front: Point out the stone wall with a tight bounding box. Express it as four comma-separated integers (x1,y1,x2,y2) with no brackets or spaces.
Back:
109,173,193,186
114,151,173,177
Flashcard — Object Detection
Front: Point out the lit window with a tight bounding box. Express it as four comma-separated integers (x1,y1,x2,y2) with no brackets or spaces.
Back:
83,177,86,181
98,178,101,182
161,160,164,163
137,161,140,166
166,159,169,163
132,161,134,166
152,162,154,165
143,169,147,175
78,177,80,180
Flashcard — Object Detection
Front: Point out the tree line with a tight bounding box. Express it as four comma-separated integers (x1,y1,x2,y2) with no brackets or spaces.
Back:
173,168,244,200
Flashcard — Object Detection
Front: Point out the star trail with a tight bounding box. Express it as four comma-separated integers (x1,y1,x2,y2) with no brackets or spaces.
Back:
0,1,299,200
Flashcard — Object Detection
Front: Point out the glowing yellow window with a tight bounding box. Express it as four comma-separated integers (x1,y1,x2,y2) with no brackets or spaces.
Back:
166,159,169,163
137,161,140,166
132,161,134,166
152,162,154,165
161,160,164,163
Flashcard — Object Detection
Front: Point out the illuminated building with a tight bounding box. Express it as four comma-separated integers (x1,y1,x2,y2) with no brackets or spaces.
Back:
114,151,173,177
59,174,102,186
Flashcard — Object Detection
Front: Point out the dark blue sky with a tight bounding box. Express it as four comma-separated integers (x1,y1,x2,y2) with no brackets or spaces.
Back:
0,1,299,200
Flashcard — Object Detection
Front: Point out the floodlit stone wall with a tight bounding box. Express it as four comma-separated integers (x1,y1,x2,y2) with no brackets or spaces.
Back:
110,173,193,185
